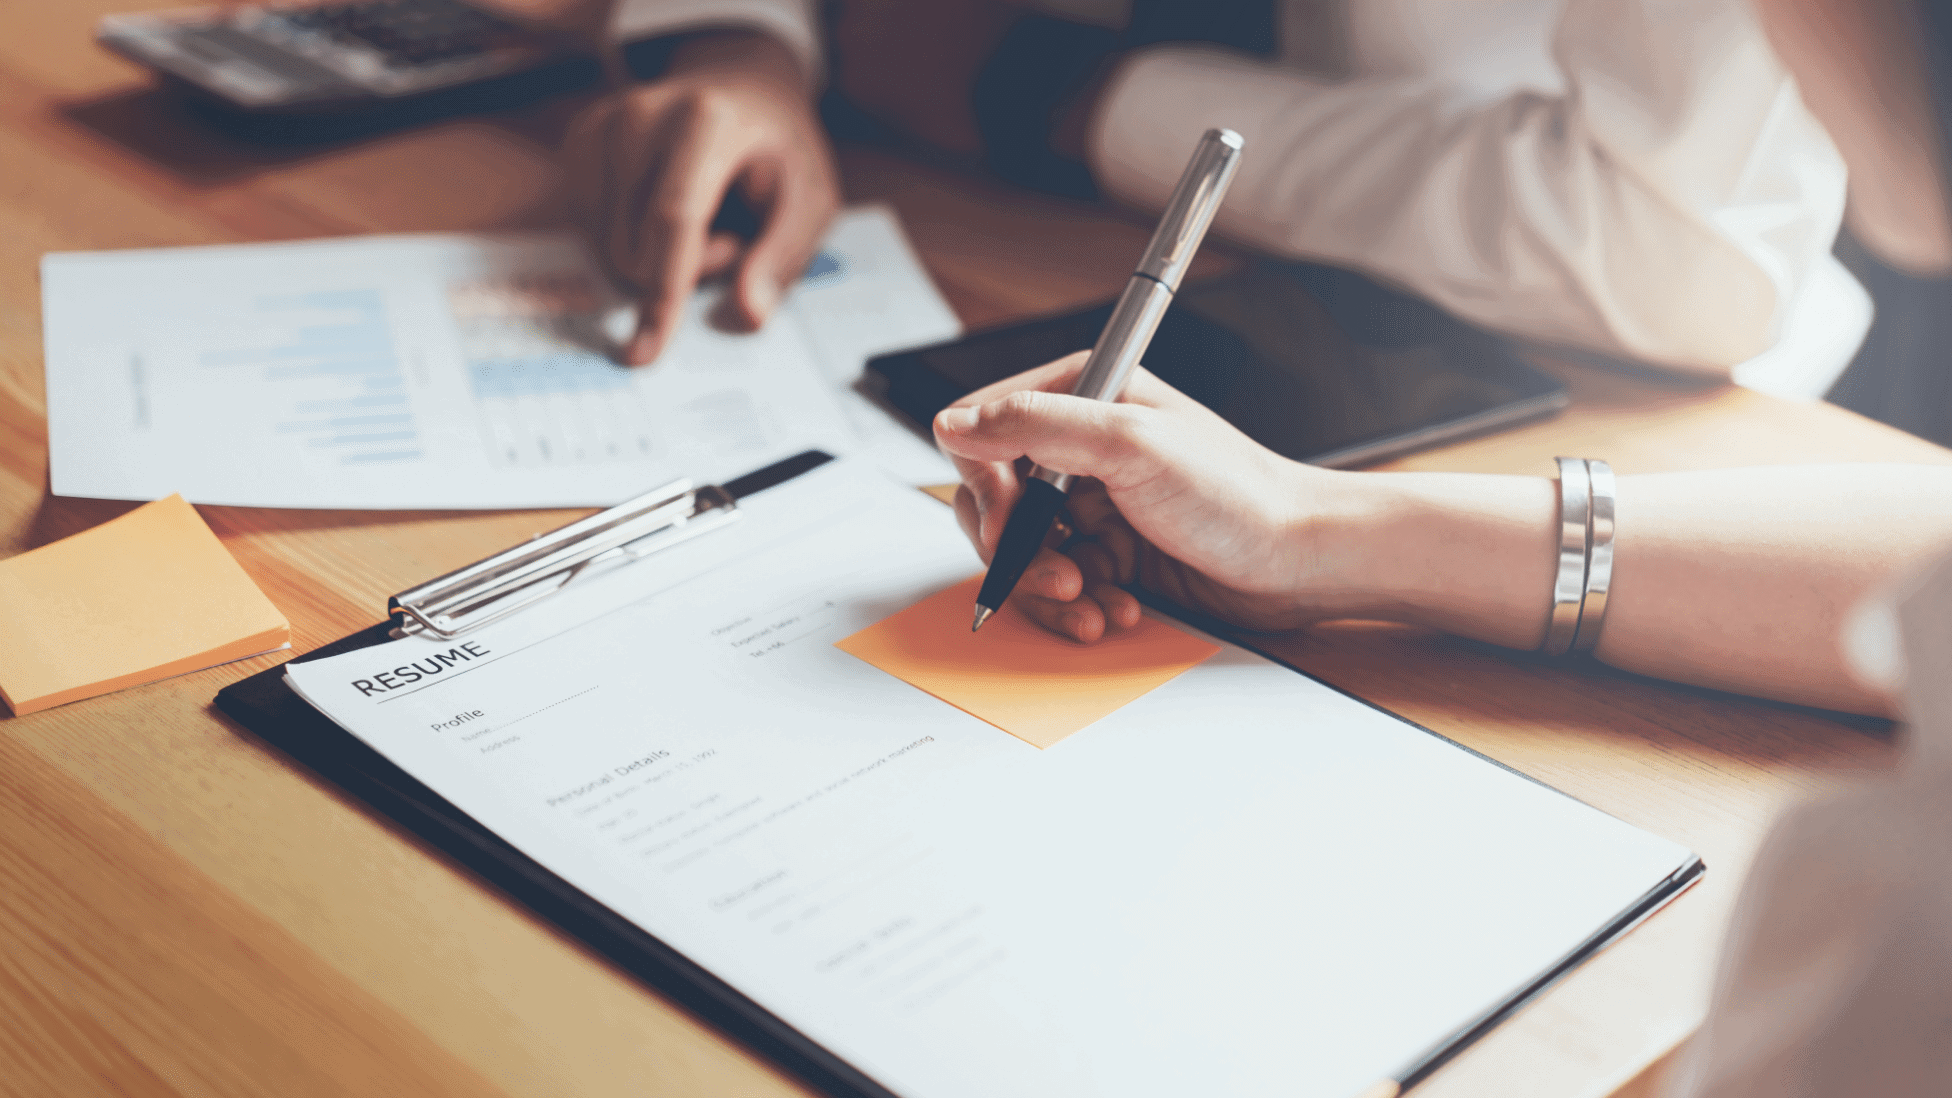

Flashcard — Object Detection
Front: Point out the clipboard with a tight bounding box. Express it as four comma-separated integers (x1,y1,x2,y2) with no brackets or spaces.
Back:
215,448,1703,1098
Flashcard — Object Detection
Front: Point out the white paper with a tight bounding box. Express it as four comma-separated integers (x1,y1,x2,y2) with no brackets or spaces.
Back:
42,206,960,509
285,460,1696,1098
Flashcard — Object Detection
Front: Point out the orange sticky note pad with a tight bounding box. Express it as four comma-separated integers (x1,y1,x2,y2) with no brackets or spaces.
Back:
0,495,289,716
835,575,1219,748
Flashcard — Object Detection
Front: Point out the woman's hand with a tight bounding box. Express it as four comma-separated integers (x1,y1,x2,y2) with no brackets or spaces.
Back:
933,354,1952,719
563,31,840,366
932,352,1383,643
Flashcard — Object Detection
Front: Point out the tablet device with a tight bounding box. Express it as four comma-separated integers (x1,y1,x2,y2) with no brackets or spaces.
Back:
864,262,1567,468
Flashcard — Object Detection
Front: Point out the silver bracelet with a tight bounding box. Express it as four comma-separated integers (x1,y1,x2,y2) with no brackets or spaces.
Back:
1570,459,1616,655
1541,456,1591,657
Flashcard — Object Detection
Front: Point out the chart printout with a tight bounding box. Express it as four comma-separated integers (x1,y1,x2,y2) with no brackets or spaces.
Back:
285,459,1697,1098
42,206,959,509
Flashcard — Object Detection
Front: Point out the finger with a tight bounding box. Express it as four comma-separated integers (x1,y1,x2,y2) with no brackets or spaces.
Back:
1086,579,1143,632
948,351,1091,413
956,481,1077,572
622,109,743,365
596,97,680,287
934,352,1090,498
1005,546,1104,643
729,155,836,330
1066,538,1123,591
1013,587,1108,644
1065,486,1143,584
1021,545,1085,602
571,95,679,310
935,358,1192,548
698,231,742,281
953,484,985,561
944,450,1025,557
947,355,1188,415
562,96,621,233
1062,539,1142,632
934,387,1160,482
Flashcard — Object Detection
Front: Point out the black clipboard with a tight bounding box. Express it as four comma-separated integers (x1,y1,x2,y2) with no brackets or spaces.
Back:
213,450,1705,1098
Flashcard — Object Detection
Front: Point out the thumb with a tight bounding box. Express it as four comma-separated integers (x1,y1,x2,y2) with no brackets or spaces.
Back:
934,390,1155,482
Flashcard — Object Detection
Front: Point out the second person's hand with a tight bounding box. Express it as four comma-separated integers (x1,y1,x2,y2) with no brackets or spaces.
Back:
563,31,841,365
933,353,1565,650
932,353,1372,643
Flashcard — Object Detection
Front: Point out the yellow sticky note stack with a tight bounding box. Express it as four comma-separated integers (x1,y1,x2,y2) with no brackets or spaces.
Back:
0,495,289,715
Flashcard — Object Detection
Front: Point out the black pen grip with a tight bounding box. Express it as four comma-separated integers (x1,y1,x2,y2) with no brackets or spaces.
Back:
975,477,1070,611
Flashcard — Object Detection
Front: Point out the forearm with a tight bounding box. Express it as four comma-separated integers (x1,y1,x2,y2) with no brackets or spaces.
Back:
1592,467,1952,714
1315,472,1559,652
1332,466,1952,716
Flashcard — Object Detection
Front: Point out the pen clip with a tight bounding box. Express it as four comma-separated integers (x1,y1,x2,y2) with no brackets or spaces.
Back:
1136,128,1244,288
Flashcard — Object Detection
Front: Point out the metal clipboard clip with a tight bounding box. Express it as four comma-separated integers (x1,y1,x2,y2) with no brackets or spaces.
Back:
388,450,834,640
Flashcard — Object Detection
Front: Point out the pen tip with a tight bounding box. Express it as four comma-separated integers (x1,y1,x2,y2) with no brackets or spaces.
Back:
971,606,993,633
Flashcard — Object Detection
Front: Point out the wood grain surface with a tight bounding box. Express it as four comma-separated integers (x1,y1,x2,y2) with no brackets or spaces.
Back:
4,4,1948,1097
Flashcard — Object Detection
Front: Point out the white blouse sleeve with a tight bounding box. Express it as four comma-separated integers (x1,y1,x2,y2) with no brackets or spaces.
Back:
610,0,822,86
1085,0,1848,374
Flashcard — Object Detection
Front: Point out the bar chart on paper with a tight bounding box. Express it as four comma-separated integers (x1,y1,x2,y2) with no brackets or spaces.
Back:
42,232,886,510
215,287,423,468
449,272,783,472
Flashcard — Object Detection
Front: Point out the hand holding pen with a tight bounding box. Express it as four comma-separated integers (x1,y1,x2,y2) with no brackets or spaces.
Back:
953,129,1245,633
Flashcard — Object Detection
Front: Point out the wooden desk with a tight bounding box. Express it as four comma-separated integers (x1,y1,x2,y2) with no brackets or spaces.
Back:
5,6,1949,1095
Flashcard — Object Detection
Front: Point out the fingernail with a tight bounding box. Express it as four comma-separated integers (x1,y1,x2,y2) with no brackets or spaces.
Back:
937,407,978,434
1060,611,1084,637
624,333,659,366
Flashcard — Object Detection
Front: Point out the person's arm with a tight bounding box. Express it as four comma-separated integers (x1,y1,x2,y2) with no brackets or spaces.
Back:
933,355,1952,717
561,2,838,365
1347,464,1952,715
1080,0,1847,376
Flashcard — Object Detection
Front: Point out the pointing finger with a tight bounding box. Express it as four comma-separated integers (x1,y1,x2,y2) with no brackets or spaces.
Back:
730,154,836,330
621,107,742,365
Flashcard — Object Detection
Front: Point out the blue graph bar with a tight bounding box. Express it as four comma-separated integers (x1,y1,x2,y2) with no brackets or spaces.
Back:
468,352,633,399
216,288,422,466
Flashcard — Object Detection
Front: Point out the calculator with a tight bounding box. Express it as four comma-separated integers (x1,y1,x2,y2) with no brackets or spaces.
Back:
97,0,600,141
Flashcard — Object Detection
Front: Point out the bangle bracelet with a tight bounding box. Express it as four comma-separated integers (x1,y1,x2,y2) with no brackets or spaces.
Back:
1542,456,1591,656
1570,460,1616,655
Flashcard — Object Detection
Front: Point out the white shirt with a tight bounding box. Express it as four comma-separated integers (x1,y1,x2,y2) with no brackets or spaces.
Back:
612,0,1866,396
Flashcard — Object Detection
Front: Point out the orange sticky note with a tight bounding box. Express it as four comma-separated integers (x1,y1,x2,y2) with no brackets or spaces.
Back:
835,575,1219,748
0,495,289,716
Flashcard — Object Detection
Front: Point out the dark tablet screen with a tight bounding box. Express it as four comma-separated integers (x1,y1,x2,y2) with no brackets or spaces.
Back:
864,262,1566,468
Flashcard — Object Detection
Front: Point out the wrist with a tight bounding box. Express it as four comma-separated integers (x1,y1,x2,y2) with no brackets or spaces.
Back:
1304,472,1558,648
1280,467,1406,621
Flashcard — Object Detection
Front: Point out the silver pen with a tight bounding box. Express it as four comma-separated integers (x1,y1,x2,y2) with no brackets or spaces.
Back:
972,128,1245,631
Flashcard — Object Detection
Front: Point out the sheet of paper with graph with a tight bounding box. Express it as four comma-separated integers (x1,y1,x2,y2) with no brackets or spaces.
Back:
40,206,959,509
